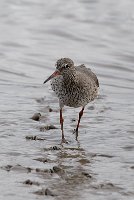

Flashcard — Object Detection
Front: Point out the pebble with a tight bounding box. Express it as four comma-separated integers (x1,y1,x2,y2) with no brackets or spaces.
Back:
34,158,48,163
31,113,41,121
23,179,40,186
34,188,55,196
40,125,57,131
82,172,92,178
25,135,46,140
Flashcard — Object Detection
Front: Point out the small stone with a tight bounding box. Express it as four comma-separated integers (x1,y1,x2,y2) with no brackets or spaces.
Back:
34,158,48,163
45,188,55,196
31,113,41,121
34,188,55,196
27,167,32,173
35,168,40,172
25,136,37,140
40,125,57,131
24,179,33,185
52,146,61,150
82,172,92,178
52,166,64,174
49,169,54,173
25,135,45,141
23,179,40,186
71,118,76,122
53,166,61,173
35,168,49,173
48,108,53,112
1,165,12,172
33,136,37,140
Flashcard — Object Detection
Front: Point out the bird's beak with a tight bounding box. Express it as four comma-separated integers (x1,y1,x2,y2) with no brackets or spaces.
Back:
43,70,60,84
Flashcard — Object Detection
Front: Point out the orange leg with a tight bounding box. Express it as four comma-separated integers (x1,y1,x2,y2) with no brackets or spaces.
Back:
75,107,84,140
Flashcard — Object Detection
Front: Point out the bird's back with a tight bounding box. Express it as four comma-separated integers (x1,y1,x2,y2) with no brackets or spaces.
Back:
76,64,99,87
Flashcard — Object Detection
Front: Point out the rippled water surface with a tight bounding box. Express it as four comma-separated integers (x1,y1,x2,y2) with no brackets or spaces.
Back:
0,0,134,199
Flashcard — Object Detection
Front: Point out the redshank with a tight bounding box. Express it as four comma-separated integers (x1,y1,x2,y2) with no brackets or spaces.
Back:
44,58,99,143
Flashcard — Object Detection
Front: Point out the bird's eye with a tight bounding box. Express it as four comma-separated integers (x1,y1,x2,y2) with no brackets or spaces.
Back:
64,64,69,68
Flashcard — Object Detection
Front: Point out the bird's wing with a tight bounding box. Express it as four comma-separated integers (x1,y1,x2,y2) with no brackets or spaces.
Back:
76,64,99,87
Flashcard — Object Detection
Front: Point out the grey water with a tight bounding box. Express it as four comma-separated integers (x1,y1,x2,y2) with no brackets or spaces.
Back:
0,0,134,199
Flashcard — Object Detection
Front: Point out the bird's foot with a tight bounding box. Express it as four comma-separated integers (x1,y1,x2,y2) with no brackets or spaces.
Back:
60,137,68,144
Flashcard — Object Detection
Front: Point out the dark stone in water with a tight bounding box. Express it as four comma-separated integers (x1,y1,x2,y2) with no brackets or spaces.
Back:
35,168,49,173
48,107,53,112
53,166,61,173
52,166,64,174
49,169,54,173
82,172,92,178
31,113,41,121
24,179,33,185
1,165,13,172
45,188,55,196
71,118,76,122
25,135,46,140
42,146,61,151
23,179,40,186
51,146,61,150
26,136,37,140
35,168,40,172
34,188,55,196
34,158,48,163
40,125,57,131
26,167,32,173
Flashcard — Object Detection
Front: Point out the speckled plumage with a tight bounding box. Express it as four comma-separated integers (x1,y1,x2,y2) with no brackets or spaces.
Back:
51,58,99,108
44,58,99,143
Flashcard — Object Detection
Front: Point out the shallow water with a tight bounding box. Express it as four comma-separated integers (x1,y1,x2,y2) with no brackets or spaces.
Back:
0,0,134,199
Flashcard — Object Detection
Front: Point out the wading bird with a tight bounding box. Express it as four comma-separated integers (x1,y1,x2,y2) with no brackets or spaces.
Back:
44,58,99,143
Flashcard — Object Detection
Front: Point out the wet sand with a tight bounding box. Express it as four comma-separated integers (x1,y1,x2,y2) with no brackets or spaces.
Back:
0,0,134,200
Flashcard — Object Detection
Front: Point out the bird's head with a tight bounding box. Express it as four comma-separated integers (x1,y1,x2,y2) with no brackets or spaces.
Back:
56,58,74,72
44,58,74,84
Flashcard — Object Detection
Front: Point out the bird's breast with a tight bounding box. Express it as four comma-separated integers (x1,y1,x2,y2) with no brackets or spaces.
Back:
51,76,98,108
